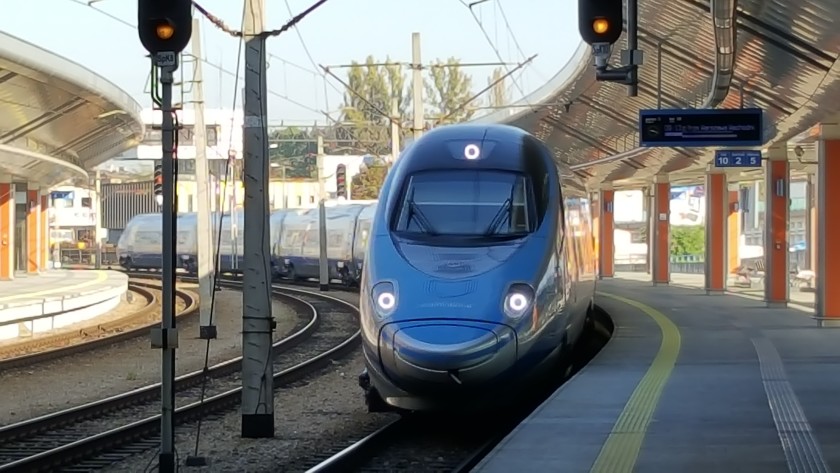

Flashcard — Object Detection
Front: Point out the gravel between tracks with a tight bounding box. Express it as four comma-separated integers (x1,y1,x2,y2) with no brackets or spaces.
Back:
102,350,396,473
0,288,299,426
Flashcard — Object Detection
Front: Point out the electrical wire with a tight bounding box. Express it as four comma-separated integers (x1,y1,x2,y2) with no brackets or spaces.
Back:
66,0,329,118
282,0,344,113
193,0,333,39
194,0,402,162
459,0,535,111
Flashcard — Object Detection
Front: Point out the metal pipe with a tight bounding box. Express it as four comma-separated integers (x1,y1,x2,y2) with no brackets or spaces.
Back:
656,42,663,109
626,0,639,97
700,0,737,109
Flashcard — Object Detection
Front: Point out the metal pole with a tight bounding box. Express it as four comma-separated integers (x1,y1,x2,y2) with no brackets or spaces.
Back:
241,0,274,438
192,17,216,339
231,163,238,271
153,56,179,473
391,97,400,161
411,32,424,139
804,174,813,271
94,170,102,269
280,166,286,209
318,199,329,291
626,0,639,97
655,42,662,109
316,135,325,200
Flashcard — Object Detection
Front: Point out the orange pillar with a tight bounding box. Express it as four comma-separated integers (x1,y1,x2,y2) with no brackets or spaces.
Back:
599,189,614,279
727,189,740,275
651,177,670,285
0,180,13,280
26,186,40,274
40,191,49,271
704,171,727,293
591,192,601,277
816,126,840,318
764,147,789,307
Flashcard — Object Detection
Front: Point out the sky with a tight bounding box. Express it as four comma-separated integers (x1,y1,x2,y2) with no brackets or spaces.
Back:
2,0,581,125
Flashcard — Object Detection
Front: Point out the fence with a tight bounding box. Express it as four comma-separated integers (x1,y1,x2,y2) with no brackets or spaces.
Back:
57,247,119,266
101,181,158,232
616,254,705,274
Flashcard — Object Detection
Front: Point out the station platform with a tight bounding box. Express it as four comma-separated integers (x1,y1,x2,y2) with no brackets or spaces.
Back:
0,270,128,341
474,276,839,472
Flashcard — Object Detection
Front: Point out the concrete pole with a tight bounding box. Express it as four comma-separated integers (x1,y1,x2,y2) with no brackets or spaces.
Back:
391,97,400,161
241,0,275,438
191,17,217,339
411,32,424,140
94,170,103,269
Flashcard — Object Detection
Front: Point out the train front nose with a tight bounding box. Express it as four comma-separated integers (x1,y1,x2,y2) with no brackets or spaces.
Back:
378,322,517,390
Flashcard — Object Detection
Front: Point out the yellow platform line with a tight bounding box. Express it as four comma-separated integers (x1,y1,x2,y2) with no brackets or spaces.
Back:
589,291,682,473
0,271,109,303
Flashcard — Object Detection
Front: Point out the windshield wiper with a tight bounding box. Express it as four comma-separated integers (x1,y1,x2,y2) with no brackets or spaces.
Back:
408,201,439,235
483,198,512,236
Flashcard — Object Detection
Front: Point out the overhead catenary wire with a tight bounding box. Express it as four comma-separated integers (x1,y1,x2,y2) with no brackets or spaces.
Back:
283,0,343,113
459,0,536,111
193,0,332,39
66,0,332,119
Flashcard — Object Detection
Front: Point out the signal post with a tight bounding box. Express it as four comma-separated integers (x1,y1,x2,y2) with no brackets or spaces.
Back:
578,0,642,96
136,1,192,472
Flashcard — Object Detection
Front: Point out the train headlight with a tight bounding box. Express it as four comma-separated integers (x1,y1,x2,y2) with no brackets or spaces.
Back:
503,284,534,319
372,282,397,318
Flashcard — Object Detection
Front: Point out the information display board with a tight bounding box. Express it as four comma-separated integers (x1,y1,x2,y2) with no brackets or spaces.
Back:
639,108,763,147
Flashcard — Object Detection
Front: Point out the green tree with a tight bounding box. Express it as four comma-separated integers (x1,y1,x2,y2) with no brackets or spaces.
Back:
341,56,410,156
350,165,389,200
487,67,509,109
670,226,705,256
425,57,475,125
268,126,317,179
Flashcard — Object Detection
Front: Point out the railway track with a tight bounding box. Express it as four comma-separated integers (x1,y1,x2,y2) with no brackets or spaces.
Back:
0,281,198,371
121,268,359,294
306,309,614,473
0,283,361,473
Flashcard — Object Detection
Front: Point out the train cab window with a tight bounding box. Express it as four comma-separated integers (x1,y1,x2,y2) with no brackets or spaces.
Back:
393,169,536,240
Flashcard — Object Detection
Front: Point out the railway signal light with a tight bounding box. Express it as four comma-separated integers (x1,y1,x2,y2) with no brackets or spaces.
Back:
154,163,163,203
578,0,623,46
336,164,347,199
137,0,193,55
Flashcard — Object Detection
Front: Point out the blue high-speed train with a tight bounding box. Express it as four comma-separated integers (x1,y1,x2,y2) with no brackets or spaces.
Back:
115,202,377,285
357,123,598,413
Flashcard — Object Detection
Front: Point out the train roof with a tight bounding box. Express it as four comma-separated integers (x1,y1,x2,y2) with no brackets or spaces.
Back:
395,124,552,175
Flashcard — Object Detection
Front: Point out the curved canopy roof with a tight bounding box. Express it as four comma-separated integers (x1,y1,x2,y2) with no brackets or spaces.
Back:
476,0,840,189
0,32,144,187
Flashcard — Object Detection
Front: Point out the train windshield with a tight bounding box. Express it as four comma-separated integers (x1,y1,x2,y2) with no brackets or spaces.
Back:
393,170,535,239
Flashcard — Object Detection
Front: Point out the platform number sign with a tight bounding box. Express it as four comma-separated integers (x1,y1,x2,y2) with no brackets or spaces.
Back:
714,150,762,168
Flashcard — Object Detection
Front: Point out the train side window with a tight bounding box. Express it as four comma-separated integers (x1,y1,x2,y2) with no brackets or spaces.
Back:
328,230,343,246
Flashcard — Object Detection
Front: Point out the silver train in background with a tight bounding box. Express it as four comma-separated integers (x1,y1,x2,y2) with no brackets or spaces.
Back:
115,200,377,285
